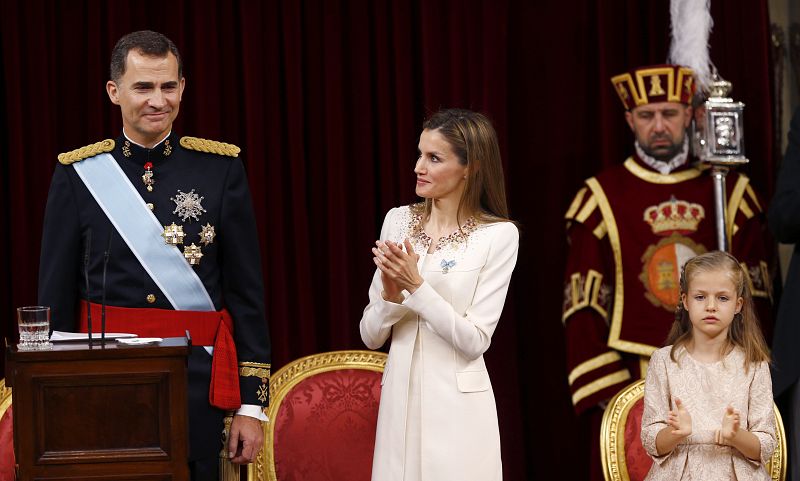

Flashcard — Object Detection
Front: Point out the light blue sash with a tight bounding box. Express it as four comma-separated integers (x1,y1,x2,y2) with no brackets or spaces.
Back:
73,153,214,311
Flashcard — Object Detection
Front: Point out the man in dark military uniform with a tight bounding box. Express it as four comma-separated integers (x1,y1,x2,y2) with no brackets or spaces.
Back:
561,64,774,481
38,31,270,481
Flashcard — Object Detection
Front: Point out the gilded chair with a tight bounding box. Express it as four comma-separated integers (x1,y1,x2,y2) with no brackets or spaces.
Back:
600,379,787,481
246,350,386,481
0,379,14,481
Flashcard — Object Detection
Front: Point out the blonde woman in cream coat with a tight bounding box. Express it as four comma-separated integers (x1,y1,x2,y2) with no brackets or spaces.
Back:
360,109,519,481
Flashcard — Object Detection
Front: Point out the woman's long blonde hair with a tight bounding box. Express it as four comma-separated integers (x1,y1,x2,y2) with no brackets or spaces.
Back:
666,251,770,368
413,108,510,226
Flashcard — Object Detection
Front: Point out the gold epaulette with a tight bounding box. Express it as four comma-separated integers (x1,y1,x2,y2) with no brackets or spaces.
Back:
57,139,115,165
179,136,240,158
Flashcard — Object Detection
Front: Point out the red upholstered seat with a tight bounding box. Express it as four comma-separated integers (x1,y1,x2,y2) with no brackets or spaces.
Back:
252,350,387,481
273,368,381,480
622,399,651,481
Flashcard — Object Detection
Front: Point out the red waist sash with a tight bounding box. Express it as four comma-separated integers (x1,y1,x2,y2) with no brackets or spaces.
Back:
78,301,241,410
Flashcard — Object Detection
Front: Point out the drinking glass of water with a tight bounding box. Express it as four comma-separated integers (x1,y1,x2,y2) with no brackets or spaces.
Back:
17,306,52,350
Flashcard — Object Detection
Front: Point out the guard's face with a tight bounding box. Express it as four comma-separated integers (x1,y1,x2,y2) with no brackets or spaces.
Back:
625,102,692,162
414,129,468,202
106,50,185,147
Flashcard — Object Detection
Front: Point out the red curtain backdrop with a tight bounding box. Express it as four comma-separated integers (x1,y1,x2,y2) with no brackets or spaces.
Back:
0,1,775,479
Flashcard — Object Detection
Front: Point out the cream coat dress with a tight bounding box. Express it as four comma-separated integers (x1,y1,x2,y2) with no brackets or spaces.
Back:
360,205,519,481
641,346,775,481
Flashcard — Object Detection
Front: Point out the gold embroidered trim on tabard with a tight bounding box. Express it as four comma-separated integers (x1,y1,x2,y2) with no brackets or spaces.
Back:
739,198,754,219
568,351,622,385
575,195,598,223
586,178,660,357
180,136,241,157
593,220,608,240
58,139,116,165
743,260,772,301
565,187,588,220
623,157,702,184
572,369,631,406
745,184,763,212
562,269,610,323
727,175,749,241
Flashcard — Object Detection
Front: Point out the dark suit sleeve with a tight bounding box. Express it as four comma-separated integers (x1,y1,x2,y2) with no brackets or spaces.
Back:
219,158,271,407
38,164,81,331
770,107,800,395
770,108,800,243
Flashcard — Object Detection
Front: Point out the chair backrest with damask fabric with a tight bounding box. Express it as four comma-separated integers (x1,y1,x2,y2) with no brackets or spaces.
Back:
600,379,787,481
0,379,15,481
246,350,386,481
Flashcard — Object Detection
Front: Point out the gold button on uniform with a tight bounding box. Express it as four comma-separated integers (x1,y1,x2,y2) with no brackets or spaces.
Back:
147,203,155,211
146,294,156,304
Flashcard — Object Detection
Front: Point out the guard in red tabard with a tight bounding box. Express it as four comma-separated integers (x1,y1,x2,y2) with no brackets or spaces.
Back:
562,64,775,481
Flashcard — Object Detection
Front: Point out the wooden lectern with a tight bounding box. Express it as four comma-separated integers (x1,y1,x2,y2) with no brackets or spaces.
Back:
5,337,190,481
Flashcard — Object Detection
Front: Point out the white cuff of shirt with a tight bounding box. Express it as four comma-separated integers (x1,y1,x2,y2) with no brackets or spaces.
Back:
236,404,269,422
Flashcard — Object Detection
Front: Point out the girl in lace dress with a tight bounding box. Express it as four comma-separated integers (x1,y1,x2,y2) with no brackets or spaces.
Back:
642,251,775,481
360,109,518,481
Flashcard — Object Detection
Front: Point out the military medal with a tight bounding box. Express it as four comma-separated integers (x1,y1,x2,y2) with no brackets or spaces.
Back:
162,223,186,245
171,189,206,222
200,223,216,246
142,161,155,192
183,243,203,266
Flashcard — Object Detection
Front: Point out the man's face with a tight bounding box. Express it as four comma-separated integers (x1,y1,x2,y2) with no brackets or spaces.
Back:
625,102,692,162
106,50,185,147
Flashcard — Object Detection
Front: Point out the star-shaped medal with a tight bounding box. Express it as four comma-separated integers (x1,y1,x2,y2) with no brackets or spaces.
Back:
171,189,206,222
162,223,185,246
200,223,216,246
183,243,203,266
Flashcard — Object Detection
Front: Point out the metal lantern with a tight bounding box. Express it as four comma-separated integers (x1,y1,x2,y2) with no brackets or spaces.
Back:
692,77,748,251
696,78,749,165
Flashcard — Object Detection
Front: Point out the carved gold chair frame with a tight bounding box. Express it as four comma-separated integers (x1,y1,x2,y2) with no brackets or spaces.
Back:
225,350,386,481
0,379,10,421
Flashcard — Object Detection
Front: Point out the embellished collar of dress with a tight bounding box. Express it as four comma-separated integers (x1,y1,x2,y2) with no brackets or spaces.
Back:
409,208,478,253
118,130,175,163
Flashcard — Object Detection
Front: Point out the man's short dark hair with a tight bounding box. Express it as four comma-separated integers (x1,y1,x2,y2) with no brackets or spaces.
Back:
110,30,183,82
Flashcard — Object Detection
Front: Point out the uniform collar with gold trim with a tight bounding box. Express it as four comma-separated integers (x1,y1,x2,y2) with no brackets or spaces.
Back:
624,154,704,184
118,131,175,161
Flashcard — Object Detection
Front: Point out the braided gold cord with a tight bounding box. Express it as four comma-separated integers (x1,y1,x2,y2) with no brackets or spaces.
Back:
239,362,270,380
57,139,115,164
180,136,240,157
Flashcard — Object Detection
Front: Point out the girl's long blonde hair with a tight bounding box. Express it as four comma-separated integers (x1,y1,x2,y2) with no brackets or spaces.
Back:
666,250,770,368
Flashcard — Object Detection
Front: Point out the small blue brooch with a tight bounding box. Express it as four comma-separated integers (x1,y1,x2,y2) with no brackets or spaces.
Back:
441,259,456,274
